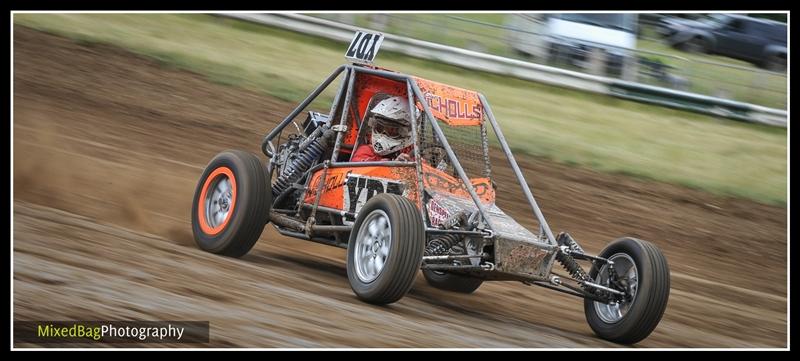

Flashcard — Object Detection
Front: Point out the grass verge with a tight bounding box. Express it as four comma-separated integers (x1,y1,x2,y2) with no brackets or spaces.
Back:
13,13,787,205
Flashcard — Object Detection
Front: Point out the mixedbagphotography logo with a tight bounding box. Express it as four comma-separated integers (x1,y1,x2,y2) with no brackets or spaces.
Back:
14,321,210,344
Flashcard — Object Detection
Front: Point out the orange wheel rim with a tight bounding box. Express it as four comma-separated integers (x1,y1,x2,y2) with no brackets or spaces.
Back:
197,167,237,235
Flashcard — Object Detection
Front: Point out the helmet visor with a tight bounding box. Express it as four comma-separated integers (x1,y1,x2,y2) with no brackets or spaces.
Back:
371,116,408,139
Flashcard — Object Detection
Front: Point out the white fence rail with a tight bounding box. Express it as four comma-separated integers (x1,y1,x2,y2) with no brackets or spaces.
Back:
220,13,787,127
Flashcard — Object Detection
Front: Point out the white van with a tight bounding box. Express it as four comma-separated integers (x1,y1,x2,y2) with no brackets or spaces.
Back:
508,13,638,77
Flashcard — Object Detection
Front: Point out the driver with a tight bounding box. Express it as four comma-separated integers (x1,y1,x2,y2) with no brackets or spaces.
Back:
351,95,416,162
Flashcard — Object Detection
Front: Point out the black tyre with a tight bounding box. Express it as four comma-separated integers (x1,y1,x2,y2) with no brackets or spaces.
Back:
681,37,708,53
192,150,271,258
763,54,786,72
422,269,483,294
346,194,425,305
584,237,670,344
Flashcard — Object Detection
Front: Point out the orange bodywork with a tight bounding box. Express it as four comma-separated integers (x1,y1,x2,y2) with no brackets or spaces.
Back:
341,73,408,151
309,68,492,218
413,77,483,127
303,166,419,214
420,163,494,204
338,71,485,158
302,163,494,214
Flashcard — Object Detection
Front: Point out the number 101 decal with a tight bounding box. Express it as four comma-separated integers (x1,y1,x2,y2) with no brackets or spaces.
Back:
345,31,384,64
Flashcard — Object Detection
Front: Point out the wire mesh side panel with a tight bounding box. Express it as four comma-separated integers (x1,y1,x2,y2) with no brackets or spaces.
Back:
418,113,547,243
418,118,490,181
417,115,493,229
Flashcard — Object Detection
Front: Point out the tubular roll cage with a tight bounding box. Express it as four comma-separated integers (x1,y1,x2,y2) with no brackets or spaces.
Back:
261,64,557,251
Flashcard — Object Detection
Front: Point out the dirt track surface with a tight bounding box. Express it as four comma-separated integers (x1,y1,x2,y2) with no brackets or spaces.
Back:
13,26,787,348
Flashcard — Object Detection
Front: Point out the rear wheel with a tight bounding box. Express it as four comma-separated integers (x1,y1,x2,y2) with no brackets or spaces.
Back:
192,150,271,258
583,237,670,344
764,54,786,72
346,194,425,305
422,269,483,294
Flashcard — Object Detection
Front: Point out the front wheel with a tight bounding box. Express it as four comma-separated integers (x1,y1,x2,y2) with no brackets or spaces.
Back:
583,237,670,344
346,194,425,305
191,150,271,258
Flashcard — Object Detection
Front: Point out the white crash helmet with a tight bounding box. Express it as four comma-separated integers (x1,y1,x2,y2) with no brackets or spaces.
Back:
367,96,417,156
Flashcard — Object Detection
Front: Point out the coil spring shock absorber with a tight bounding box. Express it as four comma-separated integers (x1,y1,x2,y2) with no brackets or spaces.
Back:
425,234,460,257
271,129,335,197
555,232,589,282
556,233,620,300
556,250,589,281
272,141,324,197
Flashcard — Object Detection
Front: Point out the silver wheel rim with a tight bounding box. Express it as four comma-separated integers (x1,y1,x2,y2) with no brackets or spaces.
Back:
354,210,391,283
593,253,638,324
204,175,234,229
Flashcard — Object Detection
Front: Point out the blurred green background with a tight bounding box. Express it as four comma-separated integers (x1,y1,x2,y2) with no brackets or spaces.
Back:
14,14,787,205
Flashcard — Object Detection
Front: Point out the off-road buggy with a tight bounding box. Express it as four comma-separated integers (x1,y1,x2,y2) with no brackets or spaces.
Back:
191,31,670,344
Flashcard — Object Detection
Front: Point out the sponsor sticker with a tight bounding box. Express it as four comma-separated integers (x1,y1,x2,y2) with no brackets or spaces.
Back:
344,173,405,222
426,198,452,227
